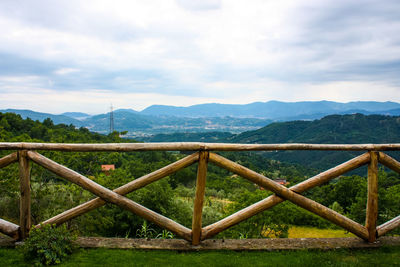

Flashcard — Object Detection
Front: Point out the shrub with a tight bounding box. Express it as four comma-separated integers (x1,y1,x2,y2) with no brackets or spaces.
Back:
21,224,76,266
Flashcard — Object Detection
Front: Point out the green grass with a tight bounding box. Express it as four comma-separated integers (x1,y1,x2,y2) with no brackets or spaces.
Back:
288,226,355,238
1,247,400,266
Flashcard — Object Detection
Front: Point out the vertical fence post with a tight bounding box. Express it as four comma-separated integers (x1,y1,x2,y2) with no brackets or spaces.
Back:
18,150,31,240
192,151,209,245
365,151,378,242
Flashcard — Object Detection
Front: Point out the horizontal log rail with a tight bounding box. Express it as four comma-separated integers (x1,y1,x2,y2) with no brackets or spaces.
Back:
1,142,400,151
0,142,399,245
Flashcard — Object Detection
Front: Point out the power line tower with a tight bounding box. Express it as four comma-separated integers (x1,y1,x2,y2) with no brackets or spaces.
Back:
109,104,114,134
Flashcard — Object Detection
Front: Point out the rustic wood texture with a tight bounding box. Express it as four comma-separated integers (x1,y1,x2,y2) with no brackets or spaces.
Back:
71,236,400,250
377,215,400,237
378,152,400,174
27,151,192,241
2,235,400,250
1,142,400,151
0,219,19,240
191,151,209,245
366,151,379,242
208,152,369,240
18,150,31,240
2,142,400,244
39,152,199,226
0,152,18,168
202,152,370,239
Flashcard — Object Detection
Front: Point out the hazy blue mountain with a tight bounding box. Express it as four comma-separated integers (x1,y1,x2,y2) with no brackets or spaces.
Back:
60,112,90,120
381,108,400,116
114,109,139,114
0,109,84,127
141,101,400,119
84,111,154,133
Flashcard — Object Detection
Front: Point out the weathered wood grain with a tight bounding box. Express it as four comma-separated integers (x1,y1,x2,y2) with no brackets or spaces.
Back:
0,152,18,168
0,219,19,240
18,150,30,240
377,215,400,237
378,152,400,174
192,151,208,245
366,151,379,242
1,142,400,151
73,236,400,250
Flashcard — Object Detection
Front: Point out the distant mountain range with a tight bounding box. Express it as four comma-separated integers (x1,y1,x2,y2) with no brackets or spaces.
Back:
2,100,400,136
141,101,400,119
141,113,400,170
0,108,271,135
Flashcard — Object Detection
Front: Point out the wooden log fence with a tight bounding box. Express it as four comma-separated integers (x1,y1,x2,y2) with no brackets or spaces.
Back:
202,152,371,239
0,142,399,245
18,150,31,240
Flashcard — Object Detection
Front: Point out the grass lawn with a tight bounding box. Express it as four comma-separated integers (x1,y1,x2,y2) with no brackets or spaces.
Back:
1,246,400,266
288,226,355,238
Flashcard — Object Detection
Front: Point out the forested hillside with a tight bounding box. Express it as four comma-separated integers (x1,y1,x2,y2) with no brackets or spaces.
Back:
231,114,400,143
1,112,399,239
230,114,400,169
143,114,400,170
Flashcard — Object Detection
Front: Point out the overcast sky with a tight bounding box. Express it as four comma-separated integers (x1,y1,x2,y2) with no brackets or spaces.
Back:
1,0,400,114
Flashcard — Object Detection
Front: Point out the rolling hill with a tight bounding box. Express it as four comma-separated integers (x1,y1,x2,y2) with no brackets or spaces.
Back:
142,114,400,170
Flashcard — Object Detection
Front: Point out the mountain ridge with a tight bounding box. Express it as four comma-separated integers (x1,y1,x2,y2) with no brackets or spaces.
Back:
141,100,400,118
2,100,400,136
141,113,400,170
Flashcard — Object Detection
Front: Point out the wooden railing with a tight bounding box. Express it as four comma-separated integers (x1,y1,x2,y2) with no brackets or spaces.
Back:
1,142,400,245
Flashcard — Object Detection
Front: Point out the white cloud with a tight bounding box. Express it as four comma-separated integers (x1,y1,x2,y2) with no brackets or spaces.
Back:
0,0,399,113
54,68,80,75
0,87,221,113
2,79,398,115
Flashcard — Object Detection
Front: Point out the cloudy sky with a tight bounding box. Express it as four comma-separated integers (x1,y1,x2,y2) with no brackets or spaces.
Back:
0,0,400,114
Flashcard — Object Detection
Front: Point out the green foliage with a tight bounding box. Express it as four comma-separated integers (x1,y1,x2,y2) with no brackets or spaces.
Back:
330,202,344,214
156,230,174,239
221,190,290,238
135,221,156,239
21,224,76,266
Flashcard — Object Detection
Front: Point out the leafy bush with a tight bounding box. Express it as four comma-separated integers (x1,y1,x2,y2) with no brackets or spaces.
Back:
21,224,76,266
